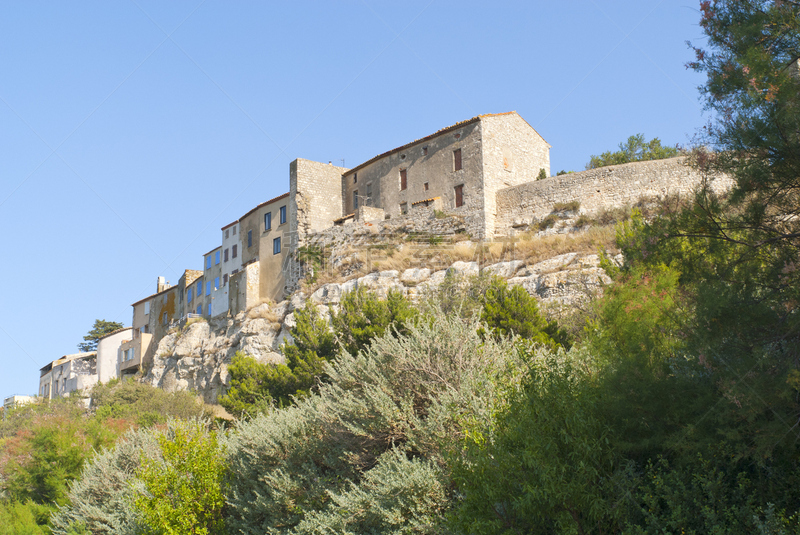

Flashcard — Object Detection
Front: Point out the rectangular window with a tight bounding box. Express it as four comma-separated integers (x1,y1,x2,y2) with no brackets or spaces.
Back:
455,184,464,207
215,251,220,265
232,244,238,258
143,324,149,334
353,173,357,183
214,276,219,290
144,301,150,315
366,183,372,205
280,205,287,224
225,229,230,239
188,288,193,303
423,146,428,155
163,312,168,325
232,225,237,235
454,148,462,171
223,274,228,286
353,190,359,210
273,237,281,255
207,303,212,316
247,229,253,248
224,248,229,262
265,212,272,230
423,182,429,191
400,169,407,190
196,305,202,315
196,281,202,295
206,256,211,269
206,281,211,295
400,202,408,214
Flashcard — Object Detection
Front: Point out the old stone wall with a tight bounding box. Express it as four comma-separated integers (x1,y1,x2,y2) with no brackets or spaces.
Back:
481,113,551,237
229,261,260,316
494,157,734,235
290,158,348,246
341,119,486,237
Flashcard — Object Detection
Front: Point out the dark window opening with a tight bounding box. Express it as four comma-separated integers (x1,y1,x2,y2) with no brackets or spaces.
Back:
265,212,272,230
400,169,407,191
353,190,359,210
423,182,429,191
247,230,253,248
454,148,462,171
455,184,464,208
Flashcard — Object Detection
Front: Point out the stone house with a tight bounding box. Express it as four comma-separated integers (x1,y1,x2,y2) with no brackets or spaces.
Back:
38,352,98,399
96,327,133,383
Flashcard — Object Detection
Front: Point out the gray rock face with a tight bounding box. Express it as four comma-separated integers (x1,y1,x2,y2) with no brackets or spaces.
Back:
143,252,613,404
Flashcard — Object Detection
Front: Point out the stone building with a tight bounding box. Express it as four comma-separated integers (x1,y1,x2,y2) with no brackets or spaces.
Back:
38,352,98,399
96,327,132,383
113,110,721,380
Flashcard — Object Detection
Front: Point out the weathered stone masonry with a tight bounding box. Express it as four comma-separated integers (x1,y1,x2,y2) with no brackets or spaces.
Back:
494,157,734,235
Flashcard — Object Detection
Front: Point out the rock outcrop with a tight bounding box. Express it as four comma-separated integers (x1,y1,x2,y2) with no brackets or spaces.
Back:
143,252,618,404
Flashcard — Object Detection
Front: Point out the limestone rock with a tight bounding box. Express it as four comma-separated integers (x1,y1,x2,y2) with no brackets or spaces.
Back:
400,268,431,285
483,260,524,278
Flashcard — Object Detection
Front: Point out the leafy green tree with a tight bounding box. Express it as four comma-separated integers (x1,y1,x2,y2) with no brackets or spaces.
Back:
78,319,124,352
134,420,226,535
586,134,679,169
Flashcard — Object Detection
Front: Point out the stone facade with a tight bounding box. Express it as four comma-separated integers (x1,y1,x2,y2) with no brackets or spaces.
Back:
290,158,349,245
494,157,733,235
337,112,550,239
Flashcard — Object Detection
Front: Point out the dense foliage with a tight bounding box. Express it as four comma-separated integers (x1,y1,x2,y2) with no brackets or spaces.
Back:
586,133,679,169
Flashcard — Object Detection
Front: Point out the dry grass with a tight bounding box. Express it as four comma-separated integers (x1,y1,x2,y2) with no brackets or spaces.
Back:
300,223,619,293
246,300,283,322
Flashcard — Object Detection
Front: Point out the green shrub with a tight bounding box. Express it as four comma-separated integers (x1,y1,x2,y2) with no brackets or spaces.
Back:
537,168,547,180
91,380,208,426
537,213,558,230
480,277,571,349
134,420,226,535
51,426,161,535
223,315,526,534
222,288,419,414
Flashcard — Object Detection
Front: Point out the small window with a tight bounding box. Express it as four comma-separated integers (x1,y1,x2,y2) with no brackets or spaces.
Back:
215,251,220,265
206,281,211,296
188,288,193,303
353,190,359,210
247,229,253,248
144,301,150,315
423,182,429,191
163,312,168,325
454,148,462,171
196,305,202,315
366,183,372,205
273,237,281,255
400,202,408,214
232,225,237,235
143,324,149,334
232,244,238,258
280,206,287,224
455,184,464,208
423,146,428,155
265,212,272,230
196,281,202,295
400,169,407,190
207,303,212,316
223,274,228,285
214,276,219,290
353,173,357,183
206,256,211,269
225,229,230,239
224,248,229,262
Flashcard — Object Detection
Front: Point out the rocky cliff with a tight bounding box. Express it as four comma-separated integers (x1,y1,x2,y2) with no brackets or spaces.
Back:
143,251,619,404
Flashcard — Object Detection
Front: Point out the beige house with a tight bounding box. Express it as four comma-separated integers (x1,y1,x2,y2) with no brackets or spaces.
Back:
39,352,98,399
96,327,132,383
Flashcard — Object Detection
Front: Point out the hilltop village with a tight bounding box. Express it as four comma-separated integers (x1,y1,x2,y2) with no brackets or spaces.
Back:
30,111,728,403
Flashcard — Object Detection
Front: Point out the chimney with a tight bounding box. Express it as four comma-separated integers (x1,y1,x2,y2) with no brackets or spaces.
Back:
157,276,167,293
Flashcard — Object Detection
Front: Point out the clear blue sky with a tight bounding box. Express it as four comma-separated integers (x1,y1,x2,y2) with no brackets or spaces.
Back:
0,1,709,398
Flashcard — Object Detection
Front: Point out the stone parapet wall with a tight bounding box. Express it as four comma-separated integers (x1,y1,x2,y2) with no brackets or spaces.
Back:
494,157,733,235
290,159,348,246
